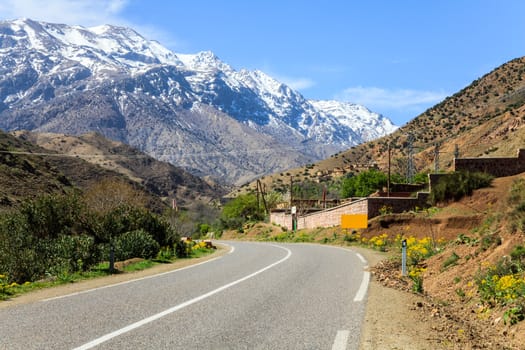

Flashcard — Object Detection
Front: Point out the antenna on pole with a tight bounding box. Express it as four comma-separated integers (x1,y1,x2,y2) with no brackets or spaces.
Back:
387,142,391,197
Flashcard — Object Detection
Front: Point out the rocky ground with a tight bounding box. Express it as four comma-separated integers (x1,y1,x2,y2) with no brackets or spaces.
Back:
359,252,524,350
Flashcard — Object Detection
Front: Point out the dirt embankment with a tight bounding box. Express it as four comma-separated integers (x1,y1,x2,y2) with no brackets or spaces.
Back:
360,174,525,349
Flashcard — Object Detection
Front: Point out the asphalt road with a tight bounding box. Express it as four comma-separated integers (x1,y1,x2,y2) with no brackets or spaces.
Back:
0,241,370,350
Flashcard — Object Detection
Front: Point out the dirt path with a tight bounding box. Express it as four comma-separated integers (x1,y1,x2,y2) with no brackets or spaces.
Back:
356,247,446,349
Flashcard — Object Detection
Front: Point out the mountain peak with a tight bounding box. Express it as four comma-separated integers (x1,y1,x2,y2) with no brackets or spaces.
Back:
0,18,397,185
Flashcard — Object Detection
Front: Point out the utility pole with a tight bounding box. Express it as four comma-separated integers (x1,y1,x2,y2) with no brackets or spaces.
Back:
454,144,460,159
387,142,391,197
290,175,293,208
406,133,415,183
256,179,268,214
434,142,441,173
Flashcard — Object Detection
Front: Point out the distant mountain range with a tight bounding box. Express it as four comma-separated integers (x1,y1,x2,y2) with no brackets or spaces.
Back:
249,55,525,195
0,18,397,185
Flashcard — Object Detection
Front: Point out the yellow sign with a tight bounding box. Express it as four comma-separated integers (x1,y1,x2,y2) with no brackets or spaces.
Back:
341,214,368,229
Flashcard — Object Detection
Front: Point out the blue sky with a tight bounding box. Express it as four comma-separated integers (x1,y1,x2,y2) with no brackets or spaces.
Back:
1,0,524,126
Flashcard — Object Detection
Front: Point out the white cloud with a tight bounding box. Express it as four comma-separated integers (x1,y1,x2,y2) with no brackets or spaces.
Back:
336,86,449,110
335,86,451,125
279,76,316,90
0,0,129,26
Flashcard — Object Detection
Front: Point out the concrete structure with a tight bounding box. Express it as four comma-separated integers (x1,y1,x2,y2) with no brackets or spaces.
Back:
454,149,525,178
270,149,525,230
271,193,429,231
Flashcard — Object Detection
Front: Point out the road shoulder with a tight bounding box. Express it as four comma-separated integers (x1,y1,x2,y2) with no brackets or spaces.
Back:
0,243,230,309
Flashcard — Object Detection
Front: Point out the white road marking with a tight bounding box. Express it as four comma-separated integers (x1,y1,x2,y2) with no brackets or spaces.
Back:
72,245,292,350
294,243,370,303
355,252,366,264
332,330,350,350
353,271,370,302
43,254,225,302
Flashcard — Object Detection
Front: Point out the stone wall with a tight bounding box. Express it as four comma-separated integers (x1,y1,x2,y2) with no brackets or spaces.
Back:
367,193,429,218
270,149,525,230
270,193,429,230
454,149,525,177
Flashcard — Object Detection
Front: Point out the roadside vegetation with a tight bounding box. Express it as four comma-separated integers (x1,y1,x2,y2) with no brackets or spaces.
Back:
470,178,525,325
223,169,525,331
0,179,217,300
6,165,523,333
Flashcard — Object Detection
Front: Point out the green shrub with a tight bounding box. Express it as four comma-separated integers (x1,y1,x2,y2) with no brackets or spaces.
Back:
0,213,43,283
175,240,194,258
0,193,180,283
114,229,160,261
155,246,176,262
430,171,493,204
220,194,265,230
442,252,460,270
50,234,99,272
97,205,176,247
18,193,88,239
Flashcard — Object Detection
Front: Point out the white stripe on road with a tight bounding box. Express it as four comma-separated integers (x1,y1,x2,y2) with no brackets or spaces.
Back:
355,252,366,264
72,245,292,350
302,244,370,302
43,251,229,302
353,271,370,302
332,330,350,350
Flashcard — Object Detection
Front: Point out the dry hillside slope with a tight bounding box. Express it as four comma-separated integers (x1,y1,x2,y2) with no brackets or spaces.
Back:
13,131,226,209
241,56,525,195
0,130,156,208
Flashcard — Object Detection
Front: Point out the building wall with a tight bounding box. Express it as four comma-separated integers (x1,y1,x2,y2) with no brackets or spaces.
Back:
270,194,429,230
454,149,525,177
271,149,524,230
270,201,365,230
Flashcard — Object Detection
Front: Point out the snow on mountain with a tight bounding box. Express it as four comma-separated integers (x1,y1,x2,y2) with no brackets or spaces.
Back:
0,18,398,184
310,100,398,142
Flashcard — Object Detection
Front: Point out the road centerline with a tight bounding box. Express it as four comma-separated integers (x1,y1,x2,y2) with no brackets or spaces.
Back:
72,244,292,350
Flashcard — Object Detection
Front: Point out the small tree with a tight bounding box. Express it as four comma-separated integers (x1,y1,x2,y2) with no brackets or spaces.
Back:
84,179,146,214
430,171,493,204
220,193,265,230
340,169,388,198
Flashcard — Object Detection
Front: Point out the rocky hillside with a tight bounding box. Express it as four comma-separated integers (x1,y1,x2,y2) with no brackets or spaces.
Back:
0,18,397,185
12,131,225,209
248,56,525,193
0,129,166,210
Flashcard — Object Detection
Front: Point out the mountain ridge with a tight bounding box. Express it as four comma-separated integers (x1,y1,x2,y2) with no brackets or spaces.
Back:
0,18,397,185
246,55,525,194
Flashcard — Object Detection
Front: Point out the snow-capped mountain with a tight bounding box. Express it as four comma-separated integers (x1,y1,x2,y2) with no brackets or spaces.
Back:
0,18,397,185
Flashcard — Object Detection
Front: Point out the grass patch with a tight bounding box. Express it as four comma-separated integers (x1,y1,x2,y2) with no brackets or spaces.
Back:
1,247,218,301
442,252,460,270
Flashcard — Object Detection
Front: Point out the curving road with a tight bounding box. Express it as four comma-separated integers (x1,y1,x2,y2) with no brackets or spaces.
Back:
0,241,370,350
